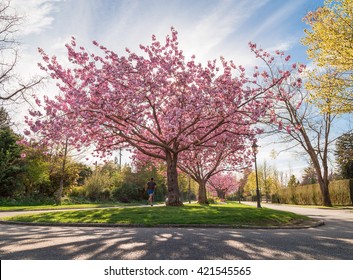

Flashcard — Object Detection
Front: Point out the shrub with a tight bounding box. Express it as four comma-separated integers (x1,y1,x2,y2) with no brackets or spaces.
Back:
84,170,113,201
68,186,85,197
277,179,353,206
111,182,144,202
0,196,55,206
329,179,353,205
61,196,92,205
271,194,280,203
207,197,216,204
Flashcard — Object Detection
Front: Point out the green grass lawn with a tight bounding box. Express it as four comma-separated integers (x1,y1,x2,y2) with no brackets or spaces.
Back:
1,202,310,227
0,202,142,212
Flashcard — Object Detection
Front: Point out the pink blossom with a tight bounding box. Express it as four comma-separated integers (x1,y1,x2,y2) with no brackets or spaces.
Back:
286,125,292,134
278,121,283,130
296,100,302,110
261,71,269,78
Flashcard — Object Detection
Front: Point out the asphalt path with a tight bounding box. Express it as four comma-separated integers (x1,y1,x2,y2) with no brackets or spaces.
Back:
0,203,352,260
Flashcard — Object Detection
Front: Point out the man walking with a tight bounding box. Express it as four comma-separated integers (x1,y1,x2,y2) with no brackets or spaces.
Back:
146,178,157,206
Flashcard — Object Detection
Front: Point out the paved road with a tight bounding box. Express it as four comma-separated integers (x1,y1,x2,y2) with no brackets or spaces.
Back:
0,203,352,260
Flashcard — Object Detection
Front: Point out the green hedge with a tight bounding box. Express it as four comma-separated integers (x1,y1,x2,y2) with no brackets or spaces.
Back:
275,179,353,206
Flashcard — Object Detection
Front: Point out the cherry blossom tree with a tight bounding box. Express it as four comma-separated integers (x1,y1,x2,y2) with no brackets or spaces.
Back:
133,131,253,204
207,173,238,200
176,132,253,204
24,105,77,204
25,28,289,206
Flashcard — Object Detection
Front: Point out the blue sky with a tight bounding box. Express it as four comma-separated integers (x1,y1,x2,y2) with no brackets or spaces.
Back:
10,0,333,179
14,0,325,67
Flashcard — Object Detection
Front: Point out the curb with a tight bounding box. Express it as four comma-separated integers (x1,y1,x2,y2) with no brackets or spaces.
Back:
0,219,325,229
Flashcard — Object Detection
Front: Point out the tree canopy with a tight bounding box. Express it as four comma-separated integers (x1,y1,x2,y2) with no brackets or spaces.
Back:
207,173,238,199
0,115,24,197
302,0,353,114
335,133,353,179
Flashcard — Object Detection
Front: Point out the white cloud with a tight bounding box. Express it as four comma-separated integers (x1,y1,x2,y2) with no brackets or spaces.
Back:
12,0,61,35
176,0,271,62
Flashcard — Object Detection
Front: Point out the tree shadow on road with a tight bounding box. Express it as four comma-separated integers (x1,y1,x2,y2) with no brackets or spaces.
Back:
0,220,353,260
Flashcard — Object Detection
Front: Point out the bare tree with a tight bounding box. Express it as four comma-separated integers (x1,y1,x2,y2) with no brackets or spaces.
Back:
250,46,353,206
0,1,41,103
263,68,339,206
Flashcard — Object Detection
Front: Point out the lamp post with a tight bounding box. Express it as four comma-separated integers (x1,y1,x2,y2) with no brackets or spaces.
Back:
188,174,191,204
252,142,262,208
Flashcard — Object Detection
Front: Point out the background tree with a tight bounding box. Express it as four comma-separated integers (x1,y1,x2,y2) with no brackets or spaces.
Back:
75,163,92,186
21,145,51,197
24,110,92,204
243,164,282,201
84,165,114,201
47,152,82,200
301,162,318,185
0,109,25,197
0,107,11,128
244,171,260,197
207,173,238,200
0,1,41,103
302,0,353,114
251,43,340,207
110,162,167,203
176,133,252,204
260,160,272,202
237,168,251,201
335,133,353,179
177,172,197,202
287,174,299,189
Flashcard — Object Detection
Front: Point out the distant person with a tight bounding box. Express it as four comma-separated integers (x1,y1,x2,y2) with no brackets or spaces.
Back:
146,178,157,206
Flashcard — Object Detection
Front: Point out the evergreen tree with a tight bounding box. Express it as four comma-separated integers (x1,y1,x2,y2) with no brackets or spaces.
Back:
0,107,11,128
301,163,318,185
335,133,353,179
0,109,25,197
287,175,299,189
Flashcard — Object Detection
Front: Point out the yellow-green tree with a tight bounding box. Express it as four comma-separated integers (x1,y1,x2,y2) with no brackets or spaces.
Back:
302,0,353,113
244,168,282,200
244,171,258,196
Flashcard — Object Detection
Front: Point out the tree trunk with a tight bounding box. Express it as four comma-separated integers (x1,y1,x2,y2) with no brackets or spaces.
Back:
216,190,226,200
25,183,31,197
309,150,332,207
55,138,68,205
55,177,64,205
165,151,183,206
197,180,209,204
317,177,332,207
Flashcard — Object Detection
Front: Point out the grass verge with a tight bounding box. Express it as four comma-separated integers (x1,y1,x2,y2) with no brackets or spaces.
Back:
1,202,310,227
0,203,142,212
